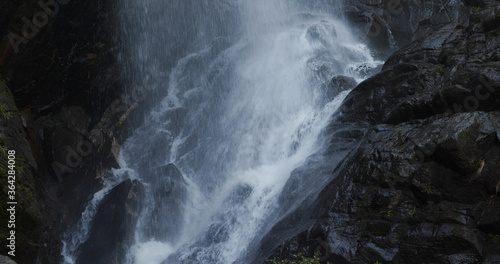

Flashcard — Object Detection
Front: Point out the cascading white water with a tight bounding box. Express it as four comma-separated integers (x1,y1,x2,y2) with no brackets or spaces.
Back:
61,1,382,263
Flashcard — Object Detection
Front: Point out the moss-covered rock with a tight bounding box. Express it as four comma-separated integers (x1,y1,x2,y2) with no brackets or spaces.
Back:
0,78,54,263
0,254,16,263
0,0,140,262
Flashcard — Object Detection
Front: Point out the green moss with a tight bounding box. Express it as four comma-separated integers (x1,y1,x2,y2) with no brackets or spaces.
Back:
0,77,15,119
471,7,481,12
0,103,12,119
0,126,39,259
266,252,330,264
422,185,436,195
378,210,403,218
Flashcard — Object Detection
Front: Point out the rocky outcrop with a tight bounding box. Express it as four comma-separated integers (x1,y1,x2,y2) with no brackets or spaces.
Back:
327,75,358,100
141,163,189,243
261,2,500,264
339,6,500,124
0,0,156,263
0,80,54,264
76,179,145,264
0,0,234,262
0,255,17,264
343,0,471,57
1,0,499,263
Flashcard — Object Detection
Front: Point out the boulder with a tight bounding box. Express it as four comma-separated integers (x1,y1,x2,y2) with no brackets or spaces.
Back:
76,179,145,264
343,0,470,57
0,255,16,264
141,163,188,243
261,3,500,263
306,22,337,47
326,75,358,99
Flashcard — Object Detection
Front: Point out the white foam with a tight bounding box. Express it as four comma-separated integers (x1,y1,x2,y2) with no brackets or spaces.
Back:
131,241,175,264
62,1,384,263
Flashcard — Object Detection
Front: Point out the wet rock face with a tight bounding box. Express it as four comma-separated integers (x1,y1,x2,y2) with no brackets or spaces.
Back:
343,0,471,57
76,179,145,264
339,7,500,125
262,3,500,264
1,0,234,262
327,75,358,98
0,81,53,264
264,117,500,263
317,113,500,263
141,163,189,243
314,75,358,107
0,0,145,263
306,23,338,47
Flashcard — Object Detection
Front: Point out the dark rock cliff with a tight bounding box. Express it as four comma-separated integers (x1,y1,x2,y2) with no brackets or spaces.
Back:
0,0,499,263
76,178,144,264
261,1,500,263
0,0,149,263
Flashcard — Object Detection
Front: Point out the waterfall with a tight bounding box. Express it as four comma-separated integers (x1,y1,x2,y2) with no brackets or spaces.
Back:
61,1,382,263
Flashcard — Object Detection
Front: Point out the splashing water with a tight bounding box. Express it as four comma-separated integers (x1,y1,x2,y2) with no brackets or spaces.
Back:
62,1,382,263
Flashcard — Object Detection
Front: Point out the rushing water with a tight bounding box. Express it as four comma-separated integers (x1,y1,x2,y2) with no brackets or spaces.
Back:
62,1,382,263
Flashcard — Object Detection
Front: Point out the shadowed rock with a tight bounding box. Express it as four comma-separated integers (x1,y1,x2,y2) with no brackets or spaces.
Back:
326,75,358,99
260,2,500,263
141,163,188,243
76,179,145,264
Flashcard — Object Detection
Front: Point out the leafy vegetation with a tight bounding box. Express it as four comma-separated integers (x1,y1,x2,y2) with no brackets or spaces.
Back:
0,103,12,119
0,77,14,120
266,253,384,264
378,210,402,218
467,158,485,182
266,252,330,264
422,185,436,195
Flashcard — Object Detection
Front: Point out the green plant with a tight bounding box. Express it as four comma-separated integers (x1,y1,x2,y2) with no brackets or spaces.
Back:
472,6,481,12
436,65,444,73
0,144,7,155
487,194,496,206
379,210,393,217
378,210,402,218
422,185,436,195
266,252,330,264
488,234,500,239
0,103,12,119
468,156,484,168
15,163,24,176
409,207,417,216
496,179,500,195
467,158,485,181
374,261,383,264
